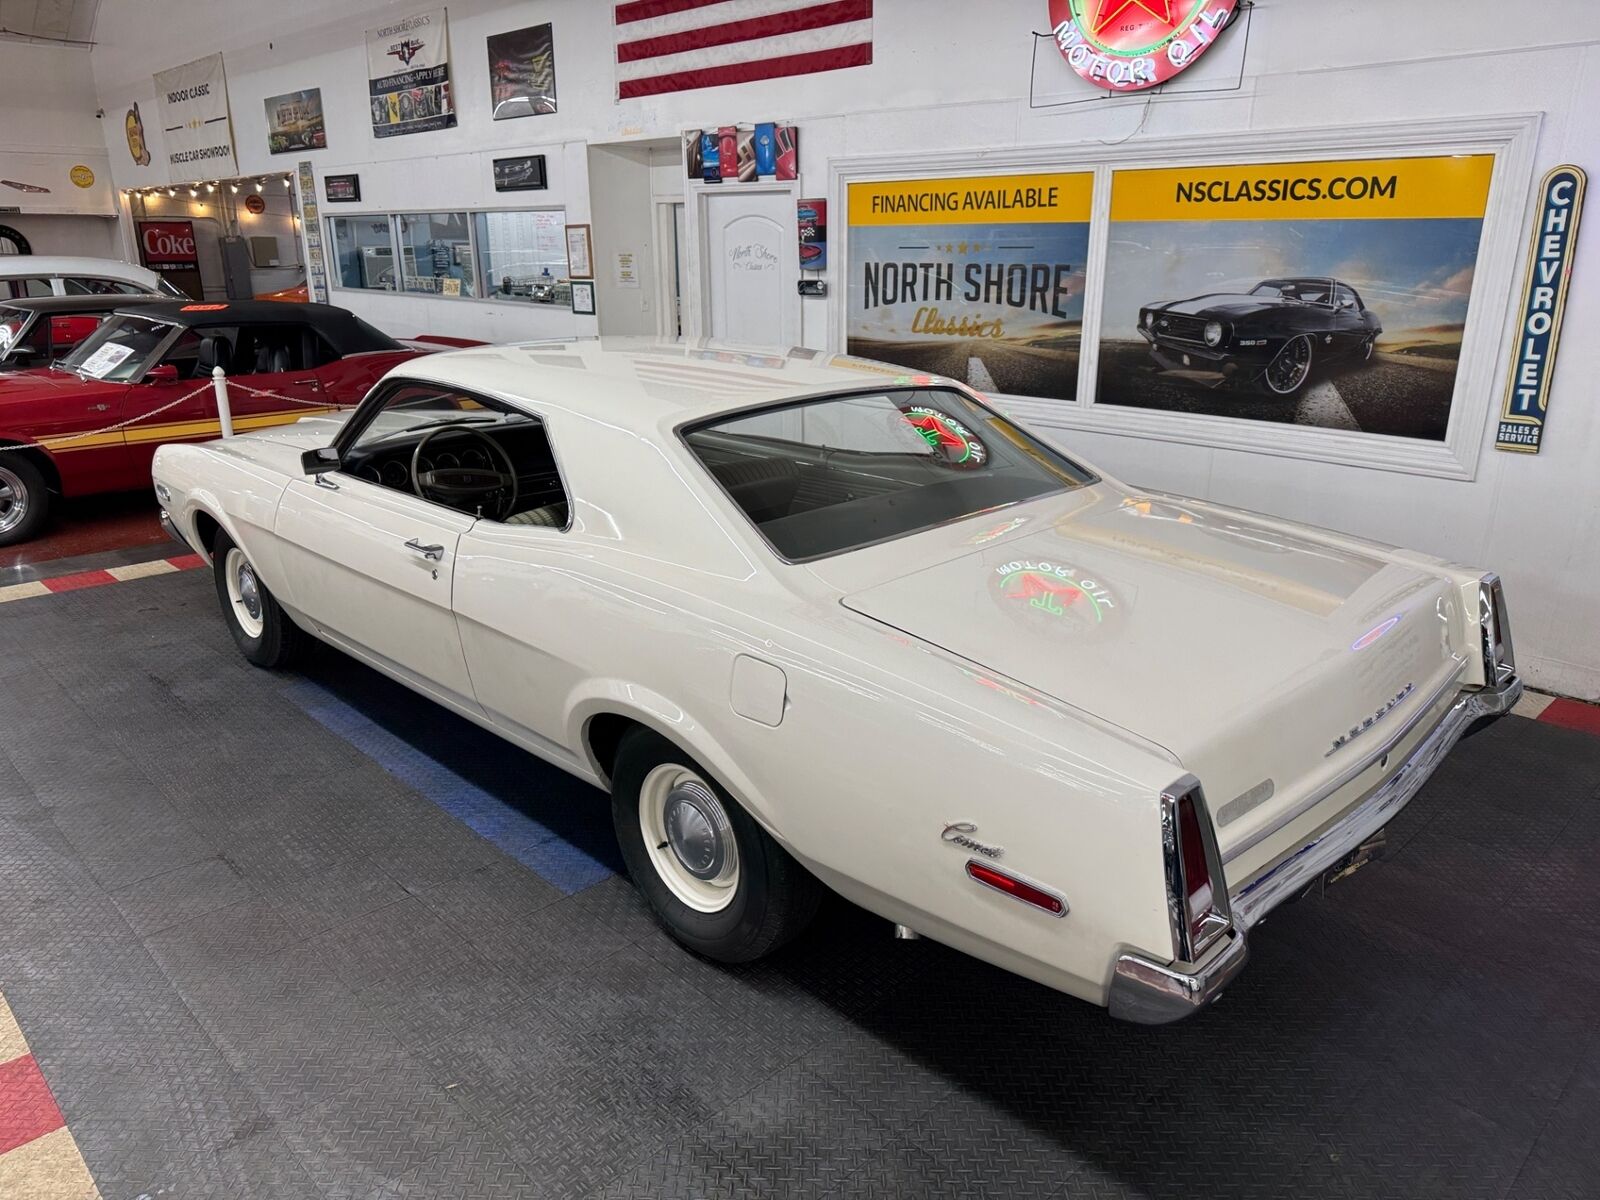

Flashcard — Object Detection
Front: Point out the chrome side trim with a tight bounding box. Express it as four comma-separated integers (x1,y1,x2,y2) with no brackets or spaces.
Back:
158,509,192,553
1221,666,1462,865
1230,674,1521,931
1108,673,1519,1025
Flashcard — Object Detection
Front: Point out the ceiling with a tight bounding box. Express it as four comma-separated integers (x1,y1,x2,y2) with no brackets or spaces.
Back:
0,0,100,45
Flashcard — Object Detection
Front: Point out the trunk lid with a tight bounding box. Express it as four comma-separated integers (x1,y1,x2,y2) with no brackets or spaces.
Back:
836,488,1464,864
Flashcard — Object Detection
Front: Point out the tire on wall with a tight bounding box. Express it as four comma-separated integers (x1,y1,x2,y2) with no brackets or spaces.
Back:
0,454,51,547
211,530,304,668
611,727,821,962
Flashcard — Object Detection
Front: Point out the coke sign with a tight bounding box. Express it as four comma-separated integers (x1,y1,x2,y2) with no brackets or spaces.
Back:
138,220,198,267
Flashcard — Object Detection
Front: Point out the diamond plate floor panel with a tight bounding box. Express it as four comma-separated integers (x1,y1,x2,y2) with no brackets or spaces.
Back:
1,570,1597,1199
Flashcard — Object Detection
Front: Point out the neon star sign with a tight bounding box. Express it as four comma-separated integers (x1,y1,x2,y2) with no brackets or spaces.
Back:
1047,0,1238,91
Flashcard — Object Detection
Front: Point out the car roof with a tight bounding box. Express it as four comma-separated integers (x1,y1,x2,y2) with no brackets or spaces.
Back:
0,256,161,283
110,300,403,354
382,337,947,425
0,294,170,315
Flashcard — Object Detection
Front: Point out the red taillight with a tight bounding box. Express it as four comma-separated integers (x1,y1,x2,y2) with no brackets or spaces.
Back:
965,861,1068,916
1177,791,1216,947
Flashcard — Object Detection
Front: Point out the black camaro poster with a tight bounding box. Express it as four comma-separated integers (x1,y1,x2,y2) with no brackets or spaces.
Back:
1097,155,1493,440
488,23,557,120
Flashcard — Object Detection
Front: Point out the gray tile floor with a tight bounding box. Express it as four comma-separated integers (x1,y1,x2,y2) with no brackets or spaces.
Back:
1,569,1597,1199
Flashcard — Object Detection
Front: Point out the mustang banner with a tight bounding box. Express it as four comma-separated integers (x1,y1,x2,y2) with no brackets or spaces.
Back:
367,9,457,139
153,54,238,180
1097,154,1493,440
846,173,1092,402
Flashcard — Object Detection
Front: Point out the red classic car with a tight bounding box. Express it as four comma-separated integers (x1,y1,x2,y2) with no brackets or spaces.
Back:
0,300,444,546
0,294,170,372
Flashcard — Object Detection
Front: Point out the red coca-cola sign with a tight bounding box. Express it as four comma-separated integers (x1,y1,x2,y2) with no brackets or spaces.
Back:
138,220,198,267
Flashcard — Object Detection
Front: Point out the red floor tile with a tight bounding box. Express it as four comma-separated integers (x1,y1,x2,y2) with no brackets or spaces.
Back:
0,1054,65,1156
1539,698,1600,736
39,569,117,594
0,495,164,571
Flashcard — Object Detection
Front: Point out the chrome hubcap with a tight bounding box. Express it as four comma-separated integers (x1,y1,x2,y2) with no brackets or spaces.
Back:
640,764,740,913
0,464,27,535
224,547,265,639
237,562,261,621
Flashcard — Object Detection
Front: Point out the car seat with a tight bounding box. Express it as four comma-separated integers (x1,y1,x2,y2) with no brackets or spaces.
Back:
503,503,567,528
194,335,232,378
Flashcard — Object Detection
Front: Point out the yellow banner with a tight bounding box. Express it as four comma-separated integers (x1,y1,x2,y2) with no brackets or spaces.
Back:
849,173,1093,227
1111,155,1494,222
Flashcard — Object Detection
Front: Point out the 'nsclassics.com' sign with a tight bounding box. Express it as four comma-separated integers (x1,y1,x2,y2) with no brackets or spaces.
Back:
153,53,238,180
1496,165,1586,454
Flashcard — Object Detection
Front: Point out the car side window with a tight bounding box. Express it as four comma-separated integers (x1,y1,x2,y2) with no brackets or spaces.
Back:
1334,284,1358,310
6,278,53,299
233,324,307,374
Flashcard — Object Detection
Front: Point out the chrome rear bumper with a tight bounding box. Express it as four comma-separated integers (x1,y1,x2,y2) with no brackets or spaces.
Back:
1108,673,1522,1024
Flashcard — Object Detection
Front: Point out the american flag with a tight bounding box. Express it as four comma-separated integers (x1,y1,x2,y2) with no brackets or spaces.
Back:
615,0,873,100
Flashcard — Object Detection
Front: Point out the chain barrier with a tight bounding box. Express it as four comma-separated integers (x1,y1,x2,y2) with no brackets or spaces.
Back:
0,376,355,457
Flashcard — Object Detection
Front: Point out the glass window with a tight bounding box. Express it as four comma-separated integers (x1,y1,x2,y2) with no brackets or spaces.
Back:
346,382,516,455
64,278,149,296
474,210,567,303
685,388,1096,562
59,314,179,382
397,212,475,298
4,278,53,299
329,216,400,291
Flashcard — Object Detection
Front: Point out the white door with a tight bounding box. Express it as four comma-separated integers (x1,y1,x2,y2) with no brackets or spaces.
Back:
702,189,798,347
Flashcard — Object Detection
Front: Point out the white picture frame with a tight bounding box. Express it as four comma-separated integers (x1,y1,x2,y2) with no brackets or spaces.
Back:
565,223,593,279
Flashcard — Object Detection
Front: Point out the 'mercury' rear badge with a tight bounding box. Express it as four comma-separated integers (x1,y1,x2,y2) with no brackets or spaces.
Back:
1326,683,1415,757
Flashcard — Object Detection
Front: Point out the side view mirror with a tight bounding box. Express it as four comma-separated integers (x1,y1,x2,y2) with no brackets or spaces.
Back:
145,363,181,383
301,446,340,475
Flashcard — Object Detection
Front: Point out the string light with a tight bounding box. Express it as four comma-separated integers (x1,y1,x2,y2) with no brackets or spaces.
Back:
205,183,215,193
188,187,199,197
255,179,264,192
229,182,239,194
282,175,292,189
167,188,177,198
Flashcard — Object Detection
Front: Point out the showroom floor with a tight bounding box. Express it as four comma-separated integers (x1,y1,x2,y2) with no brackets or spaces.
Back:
2,532,1598,1199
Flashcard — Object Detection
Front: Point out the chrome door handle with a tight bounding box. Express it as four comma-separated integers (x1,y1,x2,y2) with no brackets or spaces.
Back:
405,538,444,561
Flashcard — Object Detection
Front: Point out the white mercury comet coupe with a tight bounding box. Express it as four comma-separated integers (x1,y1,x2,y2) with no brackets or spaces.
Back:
152,339,1521,1023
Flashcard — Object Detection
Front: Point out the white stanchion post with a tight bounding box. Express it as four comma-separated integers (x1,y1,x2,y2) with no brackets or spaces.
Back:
211,365,234,439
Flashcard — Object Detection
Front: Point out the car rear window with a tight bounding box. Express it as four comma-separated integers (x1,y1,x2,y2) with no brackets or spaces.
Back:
684,387,1095,561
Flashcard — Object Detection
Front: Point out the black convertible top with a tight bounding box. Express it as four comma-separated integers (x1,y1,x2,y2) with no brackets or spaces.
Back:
0,294,169,316
109,300,402,354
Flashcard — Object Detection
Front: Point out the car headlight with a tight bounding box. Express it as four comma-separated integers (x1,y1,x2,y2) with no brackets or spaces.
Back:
1478,574,1515,686
1143,310,1154,329
1203,321,1224,347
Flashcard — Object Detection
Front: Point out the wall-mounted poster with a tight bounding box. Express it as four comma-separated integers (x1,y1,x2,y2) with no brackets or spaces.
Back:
153,53,238,180
846,173,1093,401
565,223,593,279
493,155,547,192
324,174,361,202
798,198,826,270
367,9,456,139
488,23,557,119
1097,155,1494,440
265,89,326,154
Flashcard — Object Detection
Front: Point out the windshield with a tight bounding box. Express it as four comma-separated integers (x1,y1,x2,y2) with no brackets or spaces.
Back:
0,307,40,362
59,314,176,382
685,387,1096,561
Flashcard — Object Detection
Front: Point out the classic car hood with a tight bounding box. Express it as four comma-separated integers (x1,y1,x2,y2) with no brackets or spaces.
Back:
838,488,1465,864
1155,293,1278,319
0,367,125,412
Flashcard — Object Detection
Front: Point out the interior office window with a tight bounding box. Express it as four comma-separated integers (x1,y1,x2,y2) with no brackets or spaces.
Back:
329,216,399,291
474,210,568,304
397,212,475,298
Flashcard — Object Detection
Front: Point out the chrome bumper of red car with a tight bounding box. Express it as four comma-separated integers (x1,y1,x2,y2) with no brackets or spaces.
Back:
1107,673,1522,1025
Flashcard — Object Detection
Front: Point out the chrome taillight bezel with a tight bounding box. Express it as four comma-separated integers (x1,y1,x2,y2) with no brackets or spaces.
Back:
1478,573,1515,688
1160,775,1233,964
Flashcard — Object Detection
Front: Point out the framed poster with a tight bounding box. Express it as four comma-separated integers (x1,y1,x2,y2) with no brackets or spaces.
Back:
846,173,1093,401
570,279,596,315
493,155,547,192
488,23,557,119
324,174,361,203
367,9,456,139
265,89,326,154
1096,154,1493,441
565,223,593,279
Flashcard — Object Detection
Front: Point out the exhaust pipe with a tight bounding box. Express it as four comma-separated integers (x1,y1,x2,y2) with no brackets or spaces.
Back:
892,923,920,940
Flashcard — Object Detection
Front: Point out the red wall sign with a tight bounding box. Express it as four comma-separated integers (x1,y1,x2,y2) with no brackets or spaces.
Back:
137,220,198,268
1047,0,1237,91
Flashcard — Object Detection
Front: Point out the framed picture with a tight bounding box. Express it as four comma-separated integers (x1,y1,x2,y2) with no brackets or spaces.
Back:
264,88,326,155
324,173,361,203
570,279,596,315
493,154,547,192
565,223,593,278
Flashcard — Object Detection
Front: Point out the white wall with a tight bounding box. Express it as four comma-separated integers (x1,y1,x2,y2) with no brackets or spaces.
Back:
586,142,661,337
0,41,117,255
86,0,1600,698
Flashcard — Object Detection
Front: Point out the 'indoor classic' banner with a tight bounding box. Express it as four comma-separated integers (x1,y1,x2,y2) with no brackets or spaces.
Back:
367,9,457,139
153,54,237,181
1098,154,1493,440
847,174,1092,402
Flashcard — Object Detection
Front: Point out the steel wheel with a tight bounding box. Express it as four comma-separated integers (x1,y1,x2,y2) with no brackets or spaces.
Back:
639,763,741,914
224,546,265,640
0,464,28,537
1264,335,1313,395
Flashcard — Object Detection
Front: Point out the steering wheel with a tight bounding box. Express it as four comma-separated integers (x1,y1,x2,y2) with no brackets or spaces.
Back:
411,426,518,520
